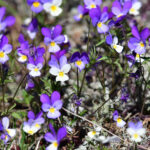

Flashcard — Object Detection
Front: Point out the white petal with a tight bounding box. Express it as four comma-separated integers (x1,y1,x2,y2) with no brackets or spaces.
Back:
48,43,60,53
113,37,118,45
50,7,62,17
27,64,35,70
131,135,142,142
43,3,52,12
7,129,16,137
2,117,9,129
50,67,60,76
27,30,36,39
133,1,142,9
61,64,71,73
29,70,41,77
46,143,58,150
52,0,62,6
56,74,69,82
127,128,135,135
137,128,146,136
115,45,123,53
116,120,126,127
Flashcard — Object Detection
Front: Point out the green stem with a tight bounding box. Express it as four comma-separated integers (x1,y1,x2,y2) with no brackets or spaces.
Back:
77,68,79,96
12,73,28,101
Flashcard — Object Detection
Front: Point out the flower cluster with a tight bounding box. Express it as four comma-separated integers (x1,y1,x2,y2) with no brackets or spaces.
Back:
27,0,63,16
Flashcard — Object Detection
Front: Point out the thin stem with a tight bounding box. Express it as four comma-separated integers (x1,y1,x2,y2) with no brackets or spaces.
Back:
12,73,28,101
77,68,79,96
78,69,87,97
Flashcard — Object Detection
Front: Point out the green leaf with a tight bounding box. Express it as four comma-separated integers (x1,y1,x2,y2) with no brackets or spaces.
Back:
96,39,105,47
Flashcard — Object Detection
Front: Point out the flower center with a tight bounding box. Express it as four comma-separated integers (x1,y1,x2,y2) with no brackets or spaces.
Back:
59,71,64,77
117,117,122,123
97,22,102,28
113,45,117,49
0,51,5,58
35,124,40,128
50,41,55,47
6,129,10,134
28,130,34,135
21,55,27,61
53,141,58,147
90,4,96,8
51,5,57,11
140,42,144,47
34,67,39,72
117,14,123,18
130,8,135,12
49,107,55,113
76,60,82,66
91,131,96,135
79,14,83,19
133,133,139,139
33,2,40,7
136,54,140,59
5,135,8,140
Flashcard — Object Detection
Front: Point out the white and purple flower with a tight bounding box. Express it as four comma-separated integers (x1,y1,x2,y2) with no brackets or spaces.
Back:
89,7,109,34
41,91,63,119
0,35,12,64
70,52,89,71
44,123,67,150
23,111,45,135
41,25,65,53
0,117,16,143
127,121,146,142
49,55,71,82
128,26,150,54
84,0,102,10
106,33,123,53
43,0,63,16
113,110,126,128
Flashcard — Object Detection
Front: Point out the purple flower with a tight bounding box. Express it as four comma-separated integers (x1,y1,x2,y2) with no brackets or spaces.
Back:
127,121,146,142
41,91,63,119
89,7,109,34
27,0,43,13
0,35,12,64
0,117,16,143
25,76,35,91
23,111,45,135
27,18,38,39
84,0,102,10
41,25,65,53
70,52,89,71
113,110,126,128
74,5,88,21
49,55,71,82
0,7,16,32
27,46,45,77
125,54,136,67
112,0,132,18
17,34,30,63
128,26,150,54
106,33,123,53
129,69,141,79
44,123,67,150
120,86,129,102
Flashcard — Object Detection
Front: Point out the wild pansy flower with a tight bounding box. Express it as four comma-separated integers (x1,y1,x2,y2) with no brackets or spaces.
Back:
43,0,63,16
112,0,132,18
127,121,146,142
0,35,12,64
61,35,71,51
49,55,71,82
27,0,43,13
129,0,142,16
23,111,45,135
27,47,45,77
41,25,65,53
27,18,38,40
17,34,30,63
70,52,89,71
89,7,109,34
25,76,35,91
44,123,67,150
74,5,88,21
113,110,126,128
84,0,102,10
41,91,63,119
87,127,101,139
106,33,123,53
0,117,16,143
0,7,16,32
128,26,150,54
120,86,129,103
